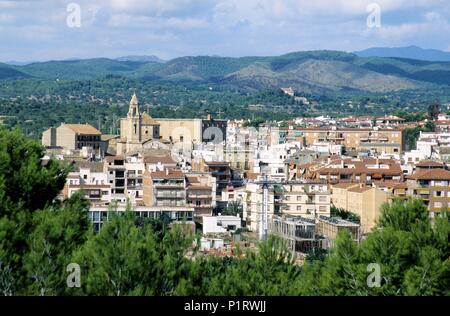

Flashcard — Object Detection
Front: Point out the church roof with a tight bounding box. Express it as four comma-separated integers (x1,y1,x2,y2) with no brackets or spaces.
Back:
142,112,159,125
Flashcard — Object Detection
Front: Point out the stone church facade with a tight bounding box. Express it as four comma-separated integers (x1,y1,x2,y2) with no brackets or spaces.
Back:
116,93,162,154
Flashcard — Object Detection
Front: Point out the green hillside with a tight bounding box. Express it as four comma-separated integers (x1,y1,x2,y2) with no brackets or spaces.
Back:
2,50,450,93
0,63,31,79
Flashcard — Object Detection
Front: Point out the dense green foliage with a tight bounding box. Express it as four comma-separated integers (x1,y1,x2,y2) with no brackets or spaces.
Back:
1,76,449,141
330,206,361,224
0,129,449,296
1,50,450,141
221,201,244,218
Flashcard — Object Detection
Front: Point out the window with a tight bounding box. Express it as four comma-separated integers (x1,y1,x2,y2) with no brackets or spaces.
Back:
285,196,290,201
296,206,302,211
319,206,327,212
319,196,327,202
435,191,443,197
434,202,443,208
297,196,302,201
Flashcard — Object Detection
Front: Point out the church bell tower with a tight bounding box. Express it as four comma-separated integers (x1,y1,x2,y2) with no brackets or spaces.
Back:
127,93,141,142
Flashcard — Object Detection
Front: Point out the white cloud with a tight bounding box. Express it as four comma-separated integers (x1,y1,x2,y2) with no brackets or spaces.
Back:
0,0,449,61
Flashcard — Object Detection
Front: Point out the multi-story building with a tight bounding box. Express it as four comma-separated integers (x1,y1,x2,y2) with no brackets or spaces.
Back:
104,156,127,203
64,163,111,204
229,180,331,233
42,123,104,152
192,159,231,195
296,127,404,154
144,154,177,172
375,115,405,127
276,182,331,218
314,157,403,184
143,169,186,208
407,168,450,217
332,184,389,234
186,173,216,220
253,143,302,182
225,136,256,171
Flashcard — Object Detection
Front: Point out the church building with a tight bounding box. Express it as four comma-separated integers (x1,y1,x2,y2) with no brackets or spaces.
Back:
116,93,162,154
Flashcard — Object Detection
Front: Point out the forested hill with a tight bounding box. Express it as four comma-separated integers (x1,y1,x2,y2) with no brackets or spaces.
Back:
2,50,450,93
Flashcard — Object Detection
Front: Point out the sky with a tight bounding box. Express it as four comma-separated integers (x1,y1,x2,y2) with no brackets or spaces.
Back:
0,0,449,62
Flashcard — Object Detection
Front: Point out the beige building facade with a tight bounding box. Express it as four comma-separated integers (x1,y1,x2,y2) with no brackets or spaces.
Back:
332,184,388,234
156,115,227,145
42,123,103,151
116,93,161,155
297,127,404,154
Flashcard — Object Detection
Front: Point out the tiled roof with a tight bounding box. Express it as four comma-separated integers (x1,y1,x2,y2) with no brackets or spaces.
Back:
63,124,101,135
410,169,450,181
73,161,104,173
348,186,372,193
415,160,445,168
105,155,125,162
333,183,358,189
142,112,159,125
144,155,175,164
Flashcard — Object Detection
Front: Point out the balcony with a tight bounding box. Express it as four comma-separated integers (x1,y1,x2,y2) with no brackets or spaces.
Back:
188,194,211,199
156,193,185,199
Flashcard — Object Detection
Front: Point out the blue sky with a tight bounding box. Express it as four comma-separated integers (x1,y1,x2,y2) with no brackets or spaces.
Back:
0,0,449,62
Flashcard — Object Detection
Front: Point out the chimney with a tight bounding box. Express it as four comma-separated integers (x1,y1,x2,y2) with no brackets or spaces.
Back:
166,168,169,176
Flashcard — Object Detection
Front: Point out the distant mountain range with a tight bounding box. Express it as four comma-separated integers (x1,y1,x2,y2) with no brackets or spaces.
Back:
115,55,165,63
354,46,450,62
1,49,450,94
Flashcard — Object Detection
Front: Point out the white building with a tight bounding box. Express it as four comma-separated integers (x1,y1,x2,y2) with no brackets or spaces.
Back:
202,215,242,234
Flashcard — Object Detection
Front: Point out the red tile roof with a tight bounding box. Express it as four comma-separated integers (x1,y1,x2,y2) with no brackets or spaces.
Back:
409,169,450,181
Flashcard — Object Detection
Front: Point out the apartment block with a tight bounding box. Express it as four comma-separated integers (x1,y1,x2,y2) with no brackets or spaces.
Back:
143,169,186,208
332,183,389,234
297,127,404,154
186,173,216,219
231,180,331,233
407,168,450,216
192,159,231,194
316,157,403,184
64,163,111,203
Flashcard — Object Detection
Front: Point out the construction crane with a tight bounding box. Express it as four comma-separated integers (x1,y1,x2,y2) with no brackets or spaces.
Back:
253,175,282,240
